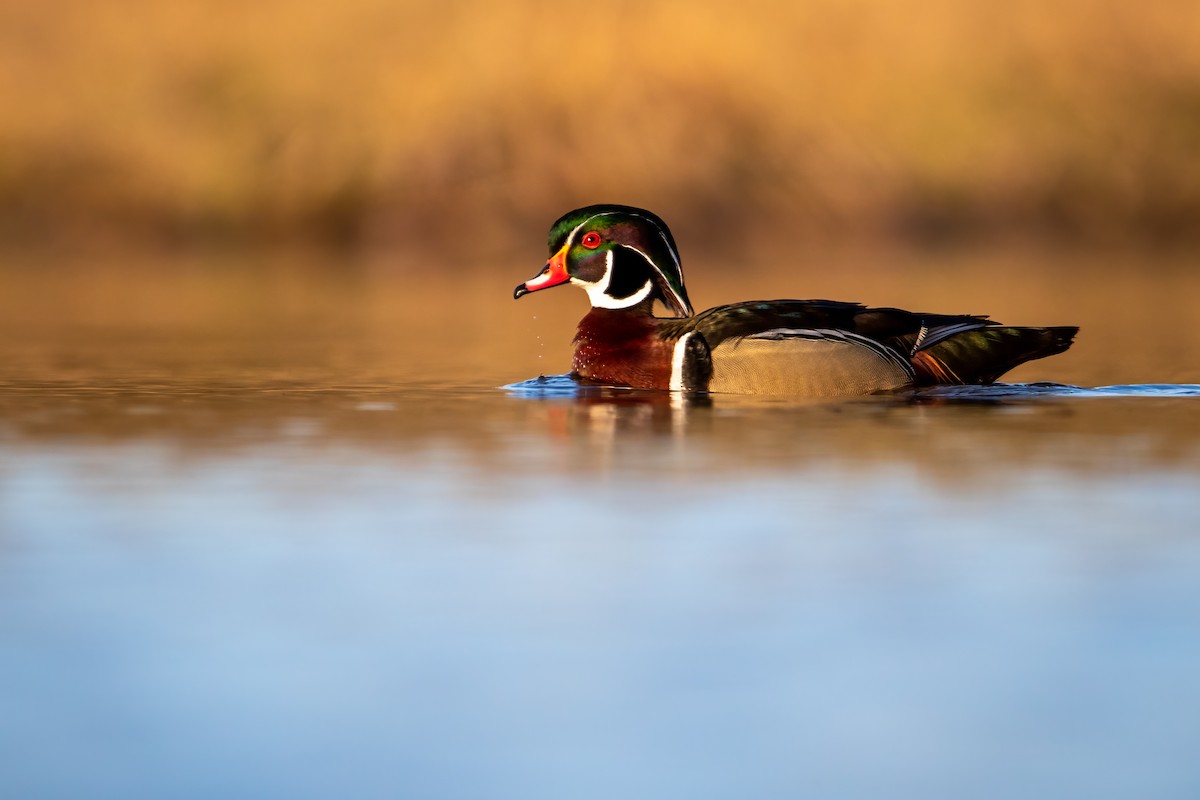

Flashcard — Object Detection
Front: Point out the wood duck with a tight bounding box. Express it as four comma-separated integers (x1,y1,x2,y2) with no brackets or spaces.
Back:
513,204,1078,395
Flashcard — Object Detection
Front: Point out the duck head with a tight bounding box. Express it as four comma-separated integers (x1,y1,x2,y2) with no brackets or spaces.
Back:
513,204,693,317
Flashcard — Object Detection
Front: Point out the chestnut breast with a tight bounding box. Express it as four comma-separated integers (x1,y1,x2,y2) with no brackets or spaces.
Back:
572,309,675,389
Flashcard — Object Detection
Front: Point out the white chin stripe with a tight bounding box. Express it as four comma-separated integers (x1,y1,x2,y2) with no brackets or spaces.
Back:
573,249,653,309
583,279,652,309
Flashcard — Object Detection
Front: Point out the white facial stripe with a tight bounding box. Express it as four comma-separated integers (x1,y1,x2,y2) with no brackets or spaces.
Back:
564,218,591,249
616,241,686,313
584,280,652,309
563,211,688,314
564,212,621,250
578,275,653,309
570,248,653,309
635,214,682,273
569,211,675,256
617,237,686,315
570,248,612,298
616,242,656,267
670,332,698,391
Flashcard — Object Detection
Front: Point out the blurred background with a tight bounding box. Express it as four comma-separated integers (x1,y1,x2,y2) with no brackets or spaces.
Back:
2,0,1198,257
4,6,1200,800
3,0,1199,387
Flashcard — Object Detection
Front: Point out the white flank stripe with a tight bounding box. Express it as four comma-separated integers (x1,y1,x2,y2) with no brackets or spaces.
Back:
746,327,914,378
670,332,697,391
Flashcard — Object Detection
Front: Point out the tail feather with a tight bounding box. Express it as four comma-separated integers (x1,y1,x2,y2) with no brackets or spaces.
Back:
911,326,1078,386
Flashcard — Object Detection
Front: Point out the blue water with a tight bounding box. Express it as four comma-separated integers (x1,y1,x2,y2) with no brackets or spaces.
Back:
506,373,1200,398
2,380,1199,799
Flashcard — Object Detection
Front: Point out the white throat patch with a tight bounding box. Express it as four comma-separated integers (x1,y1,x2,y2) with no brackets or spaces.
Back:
572,249,653,309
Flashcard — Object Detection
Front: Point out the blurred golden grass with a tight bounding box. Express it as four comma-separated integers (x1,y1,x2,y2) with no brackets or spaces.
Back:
2,0,1199,253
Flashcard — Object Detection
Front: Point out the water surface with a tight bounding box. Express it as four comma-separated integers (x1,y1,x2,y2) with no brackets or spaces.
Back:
1,255,1198,799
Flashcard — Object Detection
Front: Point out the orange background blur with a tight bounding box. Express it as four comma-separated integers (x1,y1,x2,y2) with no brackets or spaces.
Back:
3,0,1199,256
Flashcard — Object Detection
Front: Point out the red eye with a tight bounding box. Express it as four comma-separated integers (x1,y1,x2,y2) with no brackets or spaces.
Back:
580,231,602,249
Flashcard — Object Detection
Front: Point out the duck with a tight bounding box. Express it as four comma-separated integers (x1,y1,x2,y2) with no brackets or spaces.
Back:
513,204,1077,395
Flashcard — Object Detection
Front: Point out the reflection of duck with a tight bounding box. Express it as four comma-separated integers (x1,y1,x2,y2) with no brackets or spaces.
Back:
515,204,1077,395
540,387,706,440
